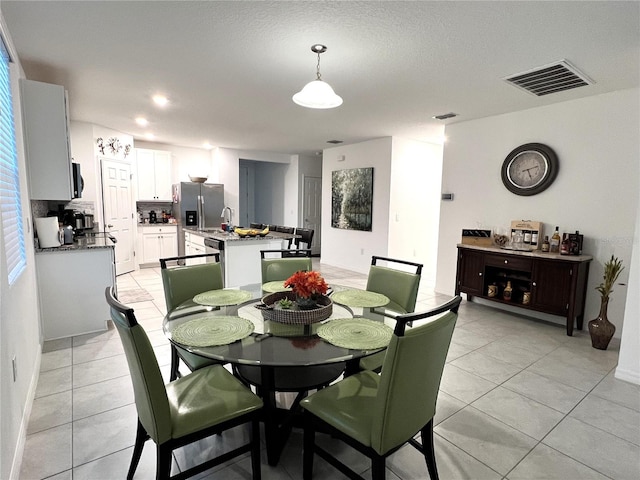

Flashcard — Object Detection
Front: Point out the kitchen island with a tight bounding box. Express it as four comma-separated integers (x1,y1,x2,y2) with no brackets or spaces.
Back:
35,233,116,340
184,228,298,287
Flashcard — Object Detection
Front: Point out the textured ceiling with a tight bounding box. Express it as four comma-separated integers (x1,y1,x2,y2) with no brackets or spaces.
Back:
2,1,638,156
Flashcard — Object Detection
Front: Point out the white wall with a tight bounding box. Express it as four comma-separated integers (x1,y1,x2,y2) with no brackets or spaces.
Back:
0,30,43,480
389,137,443,287
321,138,393,274
321,136,444,276
616,184,640,384
68,123,134,229
436,89,639,343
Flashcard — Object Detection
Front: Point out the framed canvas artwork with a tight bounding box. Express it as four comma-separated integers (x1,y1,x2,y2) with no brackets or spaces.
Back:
331,167,374,231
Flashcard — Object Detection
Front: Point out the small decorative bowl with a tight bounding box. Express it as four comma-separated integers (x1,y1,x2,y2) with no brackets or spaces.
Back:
189,175,208,183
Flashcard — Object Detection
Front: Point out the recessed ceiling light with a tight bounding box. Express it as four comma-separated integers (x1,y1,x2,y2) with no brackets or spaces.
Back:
152,95,168,107
135,117,148,126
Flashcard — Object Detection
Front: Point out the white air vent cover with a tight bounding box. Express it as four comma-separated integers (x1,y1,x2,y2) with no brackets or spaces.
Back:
504,60,593,96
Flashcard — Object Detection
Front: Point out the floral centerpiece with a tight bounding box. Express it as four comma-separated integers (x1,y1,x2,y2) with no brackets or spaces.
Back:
284,270,329,309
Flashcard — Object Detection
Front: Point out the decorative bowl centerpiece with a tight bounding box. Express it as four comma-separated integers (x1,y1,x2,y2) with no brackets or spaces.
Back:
256,271,332,324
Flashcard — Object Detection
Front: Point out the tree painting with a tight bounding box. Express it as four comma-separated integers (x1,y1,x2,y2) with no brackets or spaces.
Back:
331,168,374,231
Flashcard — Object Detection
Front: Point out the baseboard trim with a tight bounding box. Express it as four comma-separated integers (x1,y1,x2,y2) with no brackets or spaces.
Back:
9,347,42,480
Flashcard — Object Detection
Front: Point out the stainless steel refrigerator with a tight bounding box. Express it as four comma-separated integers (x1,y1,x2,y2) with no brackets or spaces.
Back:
172,182,225,257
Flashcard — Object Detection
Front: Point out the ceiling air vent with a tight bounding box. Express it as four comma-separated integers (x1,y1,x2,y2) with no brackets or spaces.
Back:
433,112,458,120
504,60,594,96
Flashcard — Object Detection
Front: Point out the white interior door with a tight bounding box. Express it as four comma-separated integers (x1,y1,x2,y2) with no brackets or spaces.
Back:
101,159,135,275
303,175,322,255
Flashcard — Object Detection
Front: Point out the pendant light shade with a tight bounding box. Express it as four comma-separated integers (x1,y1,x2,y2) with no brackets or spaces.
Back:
293,44,343,109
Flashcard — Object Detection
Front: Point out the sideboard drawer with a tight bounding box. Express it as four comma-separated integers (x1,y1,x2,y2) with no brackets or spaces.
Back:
484,253,532,271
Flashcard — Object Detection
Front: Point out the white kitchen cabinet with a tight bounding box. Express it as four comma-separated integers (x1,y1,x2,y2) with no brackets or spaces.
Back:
139,225,177,265
21,79,73,201
184,231,206,263
136,148,172,200
36,248,115,340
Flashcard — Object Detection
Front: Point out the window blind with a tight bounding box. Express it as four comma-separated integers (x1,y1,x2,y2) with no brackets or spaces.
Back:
0,38,26,284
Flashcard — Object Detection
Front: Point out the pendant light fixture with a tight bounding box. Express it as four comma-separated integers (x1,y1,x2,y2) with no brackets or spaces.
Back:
293,44,343,109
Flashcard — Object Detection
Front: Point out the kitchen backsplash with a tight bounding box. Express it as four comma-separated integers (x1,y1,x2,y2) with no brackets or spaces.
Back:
31,200,96,218
137,201,173,223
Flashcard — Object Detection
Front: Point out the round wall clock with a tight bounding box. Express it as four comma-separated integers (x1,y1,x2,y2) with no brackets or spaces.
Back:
501,143,558,196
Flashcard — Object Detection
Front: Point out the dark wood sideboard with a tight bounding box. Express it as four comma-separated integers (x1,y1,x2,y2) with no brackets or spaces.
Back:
455,244,592,336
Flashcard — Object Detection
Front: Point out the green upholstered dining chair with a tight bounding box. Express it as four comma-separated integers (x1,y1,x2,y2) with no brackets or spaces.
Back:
105,286,263,480
160,253,224,381
260,249,312,283
300,296,462,480
359,255,423,372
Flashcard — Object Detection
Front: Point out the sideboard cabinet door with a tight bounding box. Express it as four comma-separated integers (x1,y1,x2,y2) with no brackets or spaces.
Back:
532,260,573,315
456,248,484,296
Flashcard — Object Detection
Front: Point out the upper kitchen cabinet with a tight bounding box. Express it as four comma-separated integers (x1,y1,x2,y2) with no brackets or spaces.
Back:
21,79,73,200
135,148,172,201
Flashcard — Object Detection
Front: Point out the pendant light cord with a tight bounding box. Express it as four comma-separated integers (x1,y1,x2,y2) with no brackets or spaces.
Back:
316,52,322,80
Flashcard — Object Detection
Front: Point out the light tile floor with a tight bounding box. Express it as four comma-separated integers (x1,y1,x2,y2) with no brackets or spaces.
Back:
20,260,640,479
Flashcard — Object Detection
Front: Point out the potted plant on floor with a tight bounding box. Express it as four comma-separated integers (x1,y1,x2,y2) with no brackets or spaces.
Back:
588,255,624,350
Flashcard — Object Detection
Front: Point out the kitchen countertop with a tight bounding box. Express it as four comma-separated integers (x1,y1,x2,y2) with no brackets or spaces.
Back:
36,232,116,253
137,222,178,227
184,227,297,242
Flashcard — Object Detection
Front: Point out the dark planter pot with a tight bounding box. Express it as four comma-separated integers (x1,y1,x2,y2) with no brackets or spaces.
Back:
295,295,318,310
588,297,616,350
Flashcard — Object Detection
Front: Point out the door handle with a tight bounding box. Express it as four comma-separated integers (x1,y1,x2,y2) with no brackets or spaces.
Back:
107,224,113,228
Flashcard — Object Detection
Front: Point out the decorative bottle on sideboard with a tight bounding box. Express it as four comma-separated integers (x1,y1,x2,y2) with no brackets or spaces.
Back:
541,235,550,252
550,226,561,253
503,281,513,301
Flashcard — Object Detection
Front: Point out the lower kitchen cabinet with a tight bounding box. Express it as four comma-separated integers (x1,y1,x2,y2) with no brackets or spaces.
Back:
36,247,115,340
138,225,177,265
455,244,592,336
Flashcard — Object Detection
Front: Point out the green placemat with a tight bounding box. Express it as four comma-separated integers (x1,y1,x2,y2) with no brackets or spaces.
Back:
172,316,255,347
193,289,253,306
330,289,389,308
317,318,393,350
262,281,292,293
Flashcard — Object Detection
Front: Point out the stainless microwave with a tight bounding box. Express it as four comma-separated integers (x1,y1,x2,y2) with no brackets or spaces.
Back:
72,162,83,198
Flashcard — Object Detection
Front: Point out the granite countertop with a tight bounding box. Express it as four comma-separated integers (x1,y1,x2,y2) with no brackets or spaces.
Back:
184,227,297,242
137,222,178,227
457,243,593,262
36,233,116,253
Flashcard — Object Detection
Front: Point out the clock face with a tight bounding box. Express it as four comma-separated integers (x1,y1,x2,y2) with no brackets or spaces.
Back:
506,151,548,188
501,143,558,196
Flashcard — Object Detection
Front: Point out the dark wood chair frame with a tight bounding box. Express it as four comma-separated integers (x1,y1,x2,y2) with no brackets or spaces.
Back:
371,255,423,275
260,249,312,259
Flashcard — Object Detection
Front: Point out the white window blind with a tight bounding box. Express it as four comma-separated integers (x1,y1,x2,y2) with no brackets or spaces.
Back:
0,38,26,284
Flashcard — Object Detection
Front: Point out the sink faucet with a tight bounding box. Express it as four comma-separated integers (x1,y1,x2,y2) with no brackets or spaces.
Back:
221,207,233,227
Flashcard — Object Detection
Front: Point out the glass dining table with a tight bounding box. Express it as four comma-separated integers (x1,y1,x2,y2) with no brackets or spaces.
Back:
162,283,394,466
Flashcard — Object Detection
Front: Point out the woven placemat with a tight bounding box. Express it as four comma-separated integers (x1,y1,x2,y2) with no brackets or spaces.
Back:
330,289,389,308
172,316,255,347
193,289,252,306
262,281,292,293
317,318,393,350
